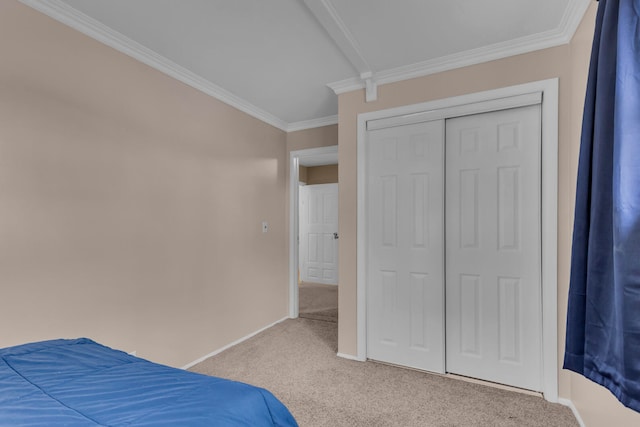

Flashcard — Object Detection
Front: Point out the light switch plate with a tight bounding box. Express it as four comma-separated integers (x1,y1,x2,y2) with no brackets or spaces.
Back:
262,221,268,233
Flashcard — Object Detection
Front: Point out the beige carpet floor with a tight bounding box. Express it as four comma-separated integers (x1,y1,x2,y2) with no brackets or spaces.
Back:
298,282,338,323
190,318,578,427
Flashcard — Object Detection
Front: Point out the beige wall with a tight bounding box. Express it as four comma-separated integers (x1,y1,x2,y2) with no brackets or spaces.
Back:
337,2,639,425
288,125,339,200
299,166,309,183
286,125,338,153
0,1,288,368
301,165,338,185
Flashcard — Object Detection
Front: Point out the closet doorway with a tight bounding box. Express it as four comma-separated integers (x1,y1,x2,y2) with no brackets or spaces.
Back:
356,80,559,401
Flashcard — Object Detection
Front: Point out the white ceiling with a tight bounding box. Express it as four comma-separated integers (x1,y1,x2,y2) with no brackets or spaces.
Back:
20,0,591,131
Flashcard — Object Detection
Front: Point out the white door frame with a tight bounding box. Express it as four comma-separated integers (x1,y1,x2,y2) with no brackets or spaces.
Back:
356,79,559,402
289,145,339,318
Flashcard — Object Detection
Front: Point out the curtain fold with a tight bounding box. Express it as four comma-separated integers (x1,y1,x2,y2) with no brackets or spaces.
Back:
564,0,640,412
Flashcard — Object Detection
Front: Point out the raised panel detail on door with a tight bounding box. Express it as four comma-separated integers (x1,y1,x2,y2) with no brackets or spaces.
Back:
409,273,429,349
299,183,338,285
498,167,520,250
459,169,479,249
381,176,398,247
367,120,445,373
381,270,398,344
445,105,542,391
411,174,428,248
498,277,521,363
459,274,481,357
498,122,520,151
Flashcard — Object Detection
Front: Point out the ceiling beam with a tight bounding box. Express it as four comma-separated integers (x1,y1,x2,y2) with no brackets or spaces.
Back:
302,0,377,101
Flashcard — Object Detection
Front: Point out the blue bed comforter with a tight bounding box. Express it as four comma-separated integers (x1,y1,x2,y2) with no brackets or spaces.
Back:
0,338,297,426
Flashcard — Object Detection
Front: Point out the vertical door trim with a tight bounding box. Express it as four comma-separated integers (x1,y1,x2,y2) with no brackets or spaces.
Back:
289,145,339,319
356,79,558,401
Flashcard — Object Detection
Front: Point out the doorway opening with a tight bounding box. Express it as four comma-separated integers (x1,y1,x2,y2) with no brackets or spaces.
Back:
298,181,338,322
289,146,339,322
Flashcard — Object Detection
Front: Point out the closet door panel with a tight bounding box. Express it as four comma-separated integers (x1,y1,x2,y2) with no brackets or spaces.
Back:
445,105,542,391
367,120,446,373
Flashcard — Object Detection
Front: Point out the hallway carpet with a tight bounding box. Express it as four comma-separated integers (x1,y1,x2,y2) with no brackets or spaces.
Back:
190,318,578,427
298,282,338,323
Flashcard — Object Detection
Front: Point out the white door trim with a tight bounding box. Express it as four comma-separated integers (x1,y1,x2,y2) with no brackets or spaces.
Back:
289,145,339,318
356,79,559,402
366,92,542,131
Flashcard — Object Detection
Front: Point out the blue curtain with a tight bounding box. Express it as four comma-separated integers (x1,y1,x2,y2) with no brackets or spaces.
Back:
564,0,640,412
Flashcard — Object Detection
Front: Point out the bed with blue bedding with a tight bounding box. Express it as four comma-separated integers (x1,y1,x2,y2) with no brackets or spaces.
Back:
0,338,297,426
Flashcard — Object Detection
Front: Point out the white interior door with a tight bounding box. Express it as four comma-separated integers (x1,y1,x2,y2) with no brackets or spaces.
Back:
445,105,542,391
366,120,445,373
299,183,338,285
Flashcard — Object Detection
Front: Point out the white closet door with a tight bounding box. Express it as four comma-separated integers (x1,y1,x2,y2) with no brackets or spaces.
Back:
445,105,542,391
299,183,338,285
367,120,445,373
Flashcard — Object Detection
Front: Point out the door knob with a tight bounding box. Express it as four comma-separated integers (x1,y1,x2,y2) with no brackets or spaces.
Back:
333,232,339,239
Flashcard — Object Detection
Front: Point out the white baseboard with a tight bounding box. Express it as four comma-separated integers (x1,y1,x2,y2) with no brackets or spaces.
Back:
181,316,289,370
336,352,366,362
558,398,585,427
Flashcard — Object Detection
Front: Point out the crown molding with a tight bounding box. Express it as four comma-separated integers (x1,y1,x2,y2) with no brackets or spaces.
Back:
373,24,579,87
19,0,592,130
327,0,593,95
286,115,338,132
559,0,595,45
327,76,363,95
19,0,290,132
